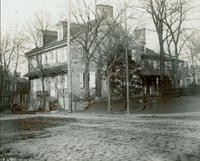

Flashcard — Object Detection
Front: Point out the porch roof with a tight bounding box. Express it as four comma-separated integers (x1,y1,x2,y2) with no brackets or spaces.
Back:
24,64,68,78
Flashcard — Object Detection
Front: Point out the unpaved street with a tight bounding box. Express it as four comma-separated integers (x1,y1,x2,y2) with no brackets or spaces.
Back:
0,113,200,161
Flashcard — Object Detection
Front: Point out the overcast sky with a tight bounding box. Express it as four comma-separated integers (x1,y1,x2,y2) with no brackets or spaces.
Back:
1,0,200,75
2,0,200,34
1,0,114,33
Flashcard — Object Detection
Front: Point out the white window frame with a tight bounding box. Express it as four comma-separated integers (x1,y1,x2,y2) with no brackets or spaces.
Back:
89,71,96,88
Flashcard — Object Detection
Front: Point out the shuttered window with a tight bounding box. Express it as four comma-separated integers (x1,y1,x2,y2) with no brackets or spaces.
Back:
80,72,96,89
80,72,84,88
89,72,96,88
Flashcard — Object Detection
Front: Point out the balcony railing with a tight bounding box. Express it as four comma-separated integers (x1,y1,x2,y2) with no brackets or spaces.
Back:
142,66,174,76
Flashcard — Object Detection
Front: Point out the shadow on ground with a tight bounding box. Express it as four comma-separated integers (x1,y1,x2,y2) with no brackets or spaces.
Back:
0,117,76,160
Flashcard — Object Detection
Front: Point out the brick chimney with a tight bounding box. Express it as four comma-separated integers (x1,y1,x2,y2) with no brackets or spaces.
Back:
57,21,81,40
96,4,113,19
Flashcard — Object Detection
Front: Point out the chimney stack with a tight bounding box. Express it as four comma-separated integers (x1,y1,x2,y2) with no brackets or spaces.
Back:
96,4,113,19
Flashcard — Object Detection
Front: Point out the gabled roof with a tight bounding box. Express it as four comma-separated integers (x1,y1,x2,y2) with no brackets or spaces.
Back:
25,38,68,57
141,48,184,62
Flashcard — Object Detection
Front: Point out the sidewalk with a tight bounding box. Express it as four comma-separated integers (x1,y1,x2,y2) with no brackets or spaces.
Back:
85,96,200,114
1,96,200,121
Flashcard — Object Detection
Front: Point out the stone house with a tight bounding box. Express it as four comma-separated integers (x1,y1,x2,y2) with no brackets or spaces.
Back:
24,5,114,110
24,4,188,110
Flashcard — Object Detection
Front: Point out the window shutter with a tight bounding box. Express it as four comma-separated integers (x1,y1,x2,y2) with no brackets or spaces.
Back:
80,72,84,88
89,72,96,88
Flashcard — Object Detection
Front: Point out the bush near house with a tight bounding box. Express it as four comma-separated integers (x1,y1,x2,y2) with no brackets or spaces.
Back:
188,84,200,95
110,53,143,108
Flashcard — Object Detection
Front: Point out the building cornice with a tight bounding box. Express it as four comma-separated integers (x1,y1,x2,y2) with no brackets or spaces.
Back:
25,39,68,57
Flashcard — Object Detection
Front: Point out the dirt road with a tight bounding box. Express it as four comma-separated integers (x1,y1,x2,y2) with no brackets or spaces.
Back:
0,112,200,161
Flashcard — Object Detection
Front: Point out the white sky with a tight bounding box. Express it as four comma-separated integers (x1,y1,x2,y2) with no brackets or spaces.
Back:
2,0,200,47
1,0,200,75
1,0,62,32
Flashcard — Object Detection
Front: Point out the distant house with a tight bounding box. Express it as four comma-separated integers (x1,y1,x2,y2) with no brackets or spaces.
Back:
184,66,200,86
12,73,30,108
0,67,12,109
0,69,29,111
132,45,188,96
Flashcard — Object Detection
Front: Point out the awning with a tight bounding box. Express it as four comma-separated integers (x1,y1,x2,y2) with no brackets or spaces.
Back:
24,64,68,78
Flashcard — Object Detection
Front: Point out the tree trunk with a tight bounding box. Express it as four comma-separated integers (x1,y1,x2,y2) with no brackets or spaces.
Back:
0,70,3,111
2,78,6,111
41,76,46,110
96,56,102,98
63,89,65,109
84,61,90,101
174,54,179,87
106,71,112,113
158,31,165,96
9,78,15,110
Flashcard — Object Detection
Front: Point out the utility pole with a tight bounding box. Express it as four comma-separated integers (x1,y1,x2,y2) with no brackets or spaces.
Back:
95,0,97,15
125,4,130,114
67,0,72,112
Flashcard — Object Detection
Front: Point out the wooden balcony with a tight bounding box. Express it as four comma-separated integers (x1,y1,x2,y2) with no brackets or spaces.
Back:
142,66,173,76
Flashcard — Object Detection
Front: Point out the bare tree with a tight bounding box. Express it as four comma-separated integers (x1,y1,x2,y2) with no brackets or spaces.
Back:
93,4,141,113
95,21,124,113
69,0,118,102
164,0,191,87
141,0,193,91
186,31,200,84
0,30,26,111
141,0,168,93
25,11,53,110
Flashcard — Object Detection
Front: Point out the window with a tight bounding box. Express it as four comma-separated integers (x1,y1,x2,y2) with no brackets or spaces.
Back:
58,25,63,40
36,79,41,91
45,53,49,65
50,78,55,96
31,57,37,68
141,60,145,68
131,50,136,61
153,61,157,69
64,47,68,61
186,78,191,85
150,61,154,68
37,55,42,67
198,78,200,85
64,75,68,88
144,60,150,67
49,51,54,64
79,72,96,88
60,48,64,63
90,72,96,88
80,72,84,88
156,61,160,68
45,77,50,92
55,50,58,63
169,62,172,70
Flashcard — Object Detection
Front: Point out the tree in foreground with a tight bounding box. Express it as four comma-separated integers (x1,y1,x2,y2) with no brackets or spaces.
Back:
25,11,53,111
0,30,26,111
141,0,189,89
69,0,112,101
110,52,142,111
